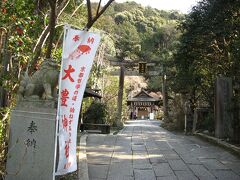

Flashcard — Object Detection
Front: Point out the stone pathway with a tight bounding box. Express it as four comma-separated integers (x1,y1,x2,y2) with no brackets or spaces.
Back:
86,120,240,180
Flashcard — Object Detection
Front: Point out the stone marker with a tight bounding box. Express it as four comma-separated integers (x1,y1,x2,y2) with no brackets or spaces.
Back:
5,100,56,180
215,77,233,139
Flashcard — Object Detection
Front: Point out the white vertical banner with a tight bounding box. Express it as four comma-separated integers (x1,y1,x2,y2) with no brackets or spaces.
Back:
55,25,101,175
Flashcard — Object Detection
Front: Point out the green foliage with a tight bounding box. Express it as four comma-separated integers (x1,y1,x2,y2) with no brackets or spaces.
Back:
148,76,162,91
169,0,240,137
102,76,119,124
114,21,141,59
57,1,86,29
0,108,8,144
114,12,128,24
100,1,184,63
0,0,46,99
161,94,185,131
0,0,43,61
0,107,10,176
142,24,180,60
89,1,185,127
109,2,184,34
144,25,181,92
174,0,240,107
83,101,108,124
202,112,214,133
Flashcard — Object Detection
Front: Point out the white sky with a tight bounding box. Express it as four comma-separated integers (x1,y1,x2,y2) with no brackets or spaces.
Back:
92,0,200,14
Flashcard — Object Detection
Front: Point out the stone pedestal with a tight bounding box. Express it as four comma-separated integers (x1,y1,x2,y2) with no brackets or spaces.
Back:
215,77,233,139
6,100,56,180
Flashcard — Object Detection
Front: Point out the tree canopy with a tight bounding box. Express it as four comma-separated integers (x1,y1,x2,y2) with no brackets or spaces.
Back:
174,0,240,106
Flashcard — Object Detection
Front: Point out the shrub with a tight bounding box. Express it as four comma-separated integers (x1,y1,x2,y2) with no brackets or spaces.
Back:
202,112,214,133
83,101,108,124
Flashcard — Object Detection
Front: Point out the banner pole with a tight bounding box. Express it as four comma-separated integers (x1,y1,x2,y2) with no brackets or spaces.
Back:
55,26,101,175
53,24,69,180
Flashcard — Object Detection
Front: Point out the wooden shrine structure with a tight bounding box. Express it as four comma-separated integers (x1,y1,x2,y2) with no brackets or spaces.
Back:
127,90,161,119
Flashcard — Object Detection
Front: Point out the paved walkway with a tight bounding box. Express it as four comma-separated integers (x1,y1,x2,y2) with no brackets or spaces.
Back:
86,120,240,180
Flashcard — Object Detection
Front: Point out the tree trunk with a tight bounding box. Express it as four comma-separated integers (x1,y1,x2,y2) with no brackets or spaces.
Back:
116,66,125,127
0,31,8,108
46,0,56,59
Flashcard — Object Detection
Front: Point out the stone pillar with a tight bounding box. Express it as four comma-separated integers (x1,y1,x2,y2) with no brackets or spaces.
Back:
6,100,56,180
215,77,233,139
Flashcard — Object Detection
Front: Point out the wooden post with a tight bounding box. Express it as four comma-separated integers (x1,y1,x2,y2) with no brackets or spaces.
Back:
162,73,168,119
116,65,125,127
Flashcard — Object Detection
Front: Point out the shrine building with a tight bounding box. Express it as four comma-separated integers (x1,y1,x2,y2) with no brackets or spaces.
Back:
127,90,161,120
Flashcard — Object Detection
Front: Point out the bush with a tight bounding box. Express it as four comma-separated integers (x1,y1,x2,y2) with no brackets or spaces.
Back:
202,112,214,133
0,107,10,178
162,94,185,131
83,101,108,124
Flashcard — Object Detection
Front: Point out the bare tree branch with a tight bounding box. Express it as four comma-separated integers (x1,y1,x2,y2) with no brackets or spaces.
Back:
96,0,102,15
87,0,93,23
57,0,70,21
31,0,70,72
33,0,69,53
54,2,84,53
85,0,114,30
33,26,49,53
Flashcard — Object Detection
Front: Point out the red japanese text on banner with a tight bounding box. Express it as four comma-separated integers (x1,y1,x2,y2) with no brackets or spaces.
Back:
56,26,101,175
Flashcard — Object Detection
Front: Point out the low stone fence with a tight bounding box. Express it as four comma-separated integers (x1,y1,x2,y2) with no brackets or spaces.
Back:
80,123,110,134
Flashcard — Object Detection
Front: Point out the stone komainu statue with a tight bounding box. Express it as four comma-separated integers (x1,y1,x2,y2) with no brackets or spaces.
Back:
18,60,59,100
